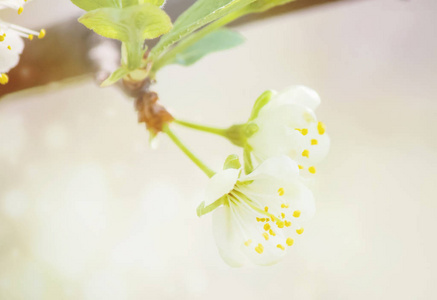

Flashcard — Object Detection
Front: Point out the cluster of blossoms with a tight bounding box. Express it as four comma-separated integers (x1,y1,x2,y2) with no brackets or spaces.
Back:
0,0,328,268
0,0,45,85
193,86,330,267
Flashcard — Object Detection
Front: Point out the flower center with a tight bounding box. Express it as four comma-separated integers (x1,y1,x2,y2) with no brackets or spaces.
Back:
231,187,304,255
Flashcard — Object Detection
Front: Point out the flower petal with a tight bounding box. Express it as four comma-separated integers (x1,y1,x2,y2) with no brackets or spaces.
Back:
275,85,321,111
0,0,28,10
204,168,239,206
241,156,299,182
281,181,316,221
212,205,247,267
213,201,287,267
0,30,24,73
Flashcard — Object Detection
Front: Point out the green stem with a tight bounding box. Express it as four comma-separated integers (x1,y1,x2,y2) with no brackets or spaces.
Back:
175,119,228,137
163,124,216,178
243,146,254,174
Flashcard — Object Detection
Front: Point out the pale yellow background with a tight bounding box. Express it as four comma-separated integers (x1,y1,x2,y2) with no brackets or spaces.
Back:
0,0,436,299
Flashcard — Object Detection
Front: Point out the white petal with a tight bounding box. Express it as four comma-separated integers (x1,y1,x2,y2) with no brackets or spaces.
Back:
274,85,321,111
242,156,299,182
204,168,239,206
249,118,303,161
281,181,316,221
0,30,24,73
212,205,247,267
0,0,28,9
248,102,317,161
304,132,330,165
213,201,287,267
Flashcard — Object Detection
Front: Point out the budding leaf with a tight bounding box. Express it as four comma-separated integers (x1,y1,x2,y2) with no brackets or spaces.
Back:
71,0,118,11
235,0,296,14
166,29,245,67
151,0,255,57
101,66,130,87
71,0,164,11
79,4,172,69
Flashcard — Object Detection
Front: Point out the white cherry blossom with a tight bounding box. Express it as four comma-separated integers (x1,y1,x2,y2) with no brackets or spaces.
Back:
248,86,330,175
203,156,315,267
0,0,45,84
0,29,23,82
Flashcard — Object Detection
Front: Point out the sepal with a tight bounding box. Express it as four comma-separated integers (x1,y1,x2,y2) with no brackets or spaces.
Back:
248,90,275,121
223,154,241,170
197,196,226,217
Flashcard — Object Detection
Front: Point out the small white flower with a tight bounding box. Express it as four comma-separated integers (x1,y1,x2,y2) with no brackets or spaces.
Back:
203,156,315,267
0,0,28,13
248,86,330,175
0,0,45,84
0,29,23,79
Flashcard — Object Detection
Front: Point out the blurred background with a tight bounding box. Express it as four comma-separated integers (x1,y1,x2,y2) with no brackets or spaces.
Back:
0,0,436,299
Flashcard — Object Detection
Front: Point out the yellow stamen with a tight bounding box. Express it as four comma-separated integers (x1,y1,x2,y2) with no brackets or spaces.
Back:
311,139,318,145
278,187,284,196
255,243,264,254
244,239,252,246
281,213,285,219
298,165,304,170
281,203,289,209
263,223,271,231
271,215,275,222
308,166,316,174
0,35,5,42
269,229,276,236
296,228,304,235
295,128,308,136
264,206,269,212
302,149,309,158
18,7,24,15
28,34,34,40
276,220,285,228
38,29,46,39
318,121,326,135
293,210,301,218
263,233,269,241
277,244,285,251
286,237,294,246
7,45,11,50
0,73,9,85
284,220,292,227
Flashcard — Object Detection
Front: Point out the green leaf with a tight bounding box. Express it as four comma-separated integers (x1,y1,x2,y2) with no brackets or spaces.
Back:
101,66,130,87
166,29,244,67
71,0,119,11
79,4,172,69
151,0,255,58
71,0,164,11
79,4,171,41
123,0,165,7
242,0,296,13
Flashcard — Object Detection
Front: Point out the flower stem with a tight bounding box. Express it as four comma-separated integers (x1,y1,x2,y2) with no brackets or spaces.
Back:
163,124,216,178
174,119,228,137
